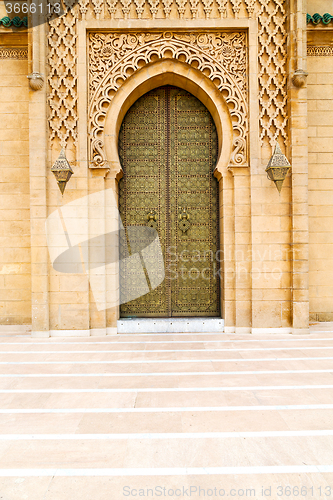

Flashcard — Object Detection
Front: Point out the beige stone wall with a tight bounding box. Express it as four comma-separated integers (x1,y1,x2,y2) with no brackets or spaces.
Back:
307,37,333,322
0,35,31,326
2,1,327,333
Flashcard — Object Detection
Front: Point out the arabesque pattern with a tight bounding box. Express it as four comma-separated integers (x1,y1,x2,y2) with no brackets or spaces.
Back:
88,31,248,168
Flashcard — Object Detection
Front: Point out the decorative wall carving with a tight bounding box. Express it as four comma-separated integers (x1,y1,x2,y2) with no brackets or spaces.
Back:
0,47,28,59
46,0,288,158
77,0,259,19
258,0,288,148
307,45,333,57
88,31,248,168
47,2,78,149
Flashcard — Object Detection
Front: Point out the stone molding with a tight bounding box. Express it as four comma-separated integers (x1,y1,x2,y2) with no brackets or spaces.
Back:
88,30,248,168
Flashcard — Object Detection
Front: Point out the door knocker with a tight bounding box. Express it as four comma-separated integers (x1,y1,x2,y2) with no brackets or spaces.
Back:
178,208,190,233
147,210,158,229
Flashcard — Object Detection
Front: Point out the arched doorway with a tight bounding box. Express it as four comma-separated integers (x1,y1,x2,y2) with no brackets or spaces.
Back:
118,85,220,318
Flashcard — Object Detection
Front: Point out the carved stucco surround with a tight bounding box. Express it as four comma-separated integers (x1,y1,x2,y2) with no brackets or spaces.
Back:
103,60,234,179
80,23,259,332
88,30,249,172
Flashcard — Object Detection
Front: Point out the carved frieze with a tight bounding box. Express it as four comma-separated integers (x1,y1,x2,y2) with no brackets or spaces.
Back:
88,31,248,168
78,0,259,19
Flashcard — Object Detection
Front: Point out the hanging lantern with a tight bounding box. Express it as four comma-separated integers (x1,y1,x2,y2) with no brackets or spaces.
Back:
265,142,291,193
51,149,74,195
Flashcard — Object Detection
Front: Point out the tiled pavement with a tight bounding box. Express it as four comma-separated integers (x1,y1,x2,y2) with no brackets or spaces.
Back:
1,329,333,499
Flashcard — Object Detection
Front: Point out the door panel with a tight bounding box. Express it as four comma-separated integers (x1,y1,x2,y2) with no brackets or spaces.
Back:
118,88,168,317
118,86,220,318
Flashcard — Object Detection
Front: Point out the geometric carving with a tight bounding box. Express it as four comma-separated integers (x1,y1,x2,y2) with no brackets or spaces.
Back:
88,31,248,168
47,4,78,149
258,0,288,148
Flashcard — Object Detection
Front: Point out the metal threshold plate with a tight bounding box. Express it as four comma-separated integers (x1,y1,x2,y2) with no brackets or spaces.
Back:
117,318,224,333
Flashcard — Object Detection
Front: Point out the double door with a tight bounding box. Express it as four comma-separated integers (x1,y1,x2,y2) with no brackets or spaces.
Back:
118,86,220,317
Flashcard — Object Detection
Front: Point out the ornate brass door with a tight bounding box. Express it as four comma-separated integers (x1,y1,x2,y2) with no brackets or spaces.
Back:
118,86,220,317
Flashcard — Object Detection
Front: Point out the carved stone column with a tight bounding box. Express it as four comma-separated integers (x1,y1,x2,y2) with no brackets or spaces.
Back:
29,22,49,337
289,0,309,334
218,171,235,333
226,167,252,334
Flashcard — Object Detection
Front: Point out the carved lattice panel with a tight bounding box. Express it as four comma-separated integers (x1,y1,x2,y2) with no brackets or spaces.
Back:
47,1,78,150
118,86,220,318
258,0,288,149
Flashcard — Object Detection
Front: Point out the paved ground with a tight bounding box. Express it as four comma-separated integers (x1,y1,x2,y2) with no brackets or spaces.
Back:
1,328,333,499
